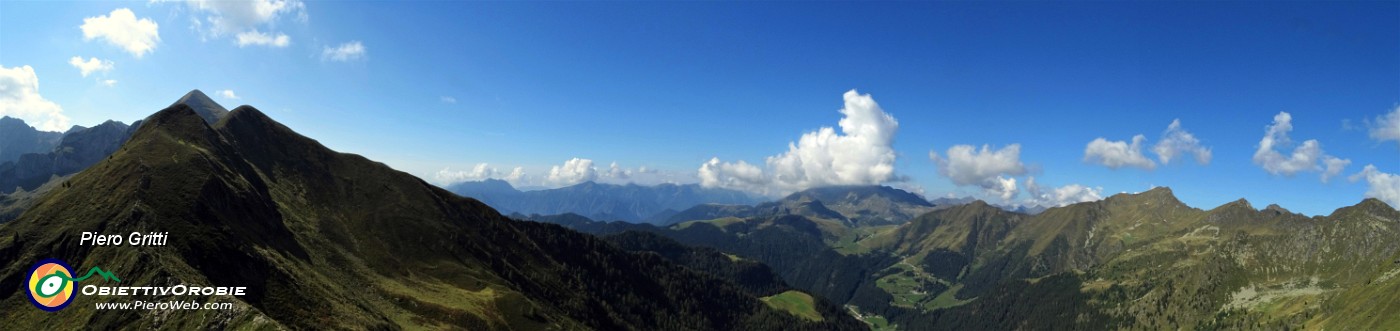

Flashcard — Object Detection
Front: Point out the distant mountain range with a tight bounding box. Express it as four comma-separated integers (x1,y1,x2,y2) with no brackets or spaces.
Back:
463,179,1042,228
929,196,1049,215
0,90,230,217
0,116,63,164
0,119,132,195
11,90,1400,329
446,179,763,224
667,185,936,226
0,91,862,330
541,186,1400,329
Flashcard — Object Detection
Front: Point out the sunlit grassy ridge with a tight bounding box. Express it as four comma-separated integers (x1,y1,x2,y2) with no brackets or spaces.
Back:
761,290,822,322
561,184,1400,329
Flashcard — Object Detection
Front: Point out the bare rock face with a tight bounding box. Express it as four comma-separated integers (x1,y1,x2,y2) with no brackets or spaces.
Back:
0,116,61,164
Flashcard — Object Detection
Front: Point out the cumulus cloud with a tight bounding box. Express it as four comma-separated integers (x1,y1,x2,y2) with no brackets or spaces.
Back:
1369,106,1400,145
235,30,290,47
436,163,498,183
1085,135,1156,170
505,166,527,182
924,143,1103,205
81,8,160,58
100,79,118,87
548,158,598,186
603,163,695,186
1025,177,1104,207
699,158,768,193
440,96,457,104
217,89,239,100
1253,112,1350,182
604,162,631,180
182,0,305,43
321,41,366,62
436,164,536,188
930,144,1030,201
1322,156,1351,184
68,56,114,77
1152,119,1212,165
697,89,899,196
1085,119,1211,170
887,182,927,198
1350,165,1400,209
439,161,687,188
988,176,1019,201
0,65,70,131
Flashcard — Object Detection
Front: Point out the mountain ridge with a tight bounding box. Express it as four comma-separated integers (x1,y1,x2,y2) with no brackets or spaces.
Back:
447,178,762,224
171,89,230,125
541,183,1400,330
666,185,936,226
0,116,63,164
0,96,862,330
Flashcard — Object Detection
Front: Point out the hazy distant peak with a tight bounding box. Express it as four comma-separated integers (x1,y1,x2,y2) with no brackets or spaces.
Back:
170,89,229,124
0,116,45,133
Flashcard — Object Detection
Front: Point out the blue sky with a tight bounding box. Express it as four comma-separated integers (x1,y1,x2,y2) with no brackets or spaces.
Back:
1,1,1397,215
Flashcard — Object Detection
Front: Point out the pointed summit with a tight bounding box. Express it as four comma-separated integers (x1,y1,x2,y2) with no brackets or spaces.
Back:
1263,204,1293,215
1224,198,1254,210
170,89,229,124
1102,186,1189,211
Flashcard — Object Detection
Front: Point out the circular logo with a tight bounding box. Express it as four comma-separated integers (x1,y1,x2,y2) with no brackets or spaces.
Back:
26,258,75,312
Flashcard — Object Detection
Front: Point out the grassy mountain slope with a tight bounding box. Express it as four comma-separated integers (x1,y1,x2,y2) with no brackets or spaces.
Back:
554,185,1400,330
0,102,860,330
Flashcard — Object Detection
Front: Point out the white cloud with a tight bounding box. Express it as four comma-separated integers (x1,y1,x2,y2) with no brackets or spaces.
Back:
436,164,515,185
698,89,899,196
931,144,1027,184
100,79,118,87
1085,135,1156,170
989,176,1018,201
604,162,631,180
440,96,457,104
0,65,70,131
68,56,114,77
1322,156,1351,184
930,144,1029,202
1369,106,1400,145
1025,176,1104,207
235,30,290,47
437,163,499,183
81,8,160,58
1350,165,1400,209
437,163,538,187
504,166,527,182
887,182,927,198
439,161,688,188
321,41,366,62
217,89,239,100
183,0,305,39
1253,112,1350,182
699,158,768,193
548,158,598,186
596,162,695,186
1152,119,1212,165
